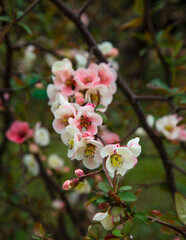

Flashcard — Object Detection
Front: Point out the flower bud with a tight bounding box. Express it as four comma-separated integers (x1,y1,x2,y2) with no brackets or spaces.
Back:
99,202,109,210
62,179,79,191
82,131,93,138
76,97,85,105
86,103,94,108
75,169,84,177
28,143,39,153
74,92,84,99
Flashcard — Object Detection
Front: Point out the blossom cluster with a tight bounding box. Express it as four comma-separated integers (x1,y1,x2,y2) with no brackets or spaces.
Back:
47,56,141,179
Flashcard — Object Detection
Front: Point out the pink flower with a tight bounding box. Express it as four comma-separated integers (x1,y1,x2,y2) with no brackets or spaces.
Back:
54,69,77,96
69,105,102,135
53,104,76,134
74,67,100,90
99,126,120,144
6,121,33,144
179,126,186,142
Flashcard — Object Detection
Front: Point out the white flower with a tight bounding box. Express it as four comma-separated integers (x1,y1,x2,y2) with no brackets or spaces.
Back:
127,137,141,157
93,211,116,230
156,114,182,140
46,84,58,105
101,144,136,177
136,115,154,136
75,137,103,169
51,199,65,210
52,58,73,75
98,41,113,56
48,154,64,171
24,45,36,68
85,85,113,112
74,180,91,194
34,126,50,147
23,154,39,176
45,53,57,67
61,125,82,158
74,53,88,68
51,93,69,113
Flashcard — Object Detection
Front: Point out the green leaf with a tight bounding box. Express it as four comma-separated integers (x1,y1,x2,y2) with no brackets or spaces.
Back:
123,219,132,235
111,206,122,217
96,111,108,124
18,22,32,35
112,229,122,237
175,193,186,225
86,195,100,208
96,197,109,203
98,182,112,192
96,104,106,109
0,16,12,23
118,186,132,192
147,78,170,92
134,212,148,224
118,191,137,202
32,89,47,99
32,236,41,240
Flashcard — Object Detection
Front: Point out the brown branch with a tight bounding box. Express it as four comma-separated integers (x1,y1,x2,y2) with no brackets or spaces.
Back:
144,0,171,86
49,0,177,199
134,95,173,101
171,162,186,176
148,216,186,237
34,153,86,237
78,0,94,17
17,0,42,22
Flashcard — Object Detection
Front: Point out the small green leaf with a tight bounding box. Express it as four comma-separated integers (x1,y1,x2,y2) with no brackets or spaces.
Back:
96,104,106,109
147,78,170,92
96,111,108,124
32,236,41,240
98,182,112,192
134,212,148,224
96,197,109,203
112,229,122,237
118,186,132,192
18,22,32,35
118,191,137,202
175,193,186,225
86,195,100,208
111,206,122,217
123,219,133,235
0,16,12,23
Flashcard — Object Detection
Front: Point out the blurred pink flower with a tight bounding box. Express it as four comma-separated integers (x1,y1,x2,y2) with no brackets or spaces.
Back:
99,127,120,144
6,121,33,144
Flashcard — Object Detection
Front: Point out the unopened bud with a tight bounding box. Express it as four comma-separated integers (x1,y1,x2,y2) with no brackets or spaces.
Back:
28,143,39,153
62,179,79,191
86,103,94,108
74,92,84,99
82,131,93,138
76,97,85,105
75,169,84,177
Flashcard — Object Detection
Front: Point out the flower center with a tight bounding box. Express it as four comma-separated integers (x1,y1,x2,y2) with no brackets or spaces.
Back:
165,124,173,132
91,93,99,105
84,77,92,83
80,115,91,129
68,139,74,149
62,114,74,127
110,154,123,167
18,130,27,138
65,77,75,87
84,144,95,157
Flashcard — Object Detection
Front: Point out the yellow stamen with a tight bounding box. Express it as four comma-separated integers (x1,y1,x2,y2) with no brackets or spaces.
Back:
84,144,95,158
110,154,123,167
68,139,74,149
80,116,90,129
165,124,173,132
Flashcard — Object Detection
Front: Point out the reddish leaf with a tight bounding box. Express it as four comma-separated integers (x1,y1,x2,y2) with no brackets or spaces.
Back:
34,222,45,237
151,210,163,217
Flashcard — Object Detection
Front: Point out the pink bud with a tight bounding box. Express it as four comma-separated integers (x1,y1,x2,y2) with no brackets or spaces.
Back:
115,143,121,147
62,179,79,191
28,143,39,153
74,92,84,99
110,48,119,58
75,169,84,177
82,131,93,138
35,82,44,89
86,103,94,108
76,97,85,105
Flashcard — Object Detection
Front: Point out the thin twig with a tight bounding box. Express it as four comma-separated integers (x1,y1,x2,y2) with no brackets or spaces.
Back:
78,0,94,17
17,0,41,22
171,162,186,176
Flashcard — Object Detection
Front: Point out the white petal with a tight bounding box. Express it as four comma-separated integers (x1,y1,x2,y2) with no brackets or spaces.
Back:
93,212,108,221
100,144,117,158
82,157,101,169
